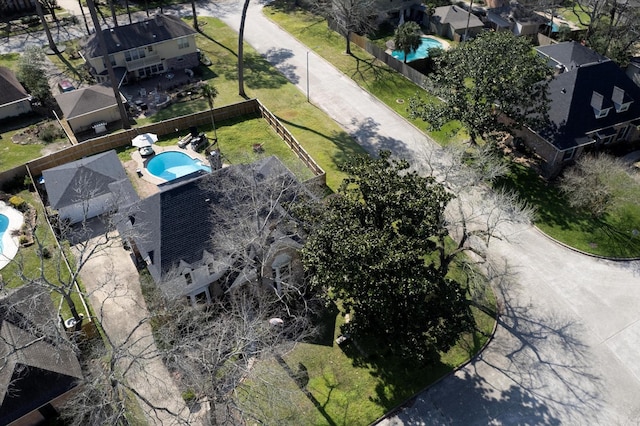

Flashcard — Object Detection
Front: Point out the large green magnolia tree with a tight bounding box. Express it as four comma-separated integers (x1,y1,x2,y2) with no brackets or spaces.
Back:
301,152,474,363
410,31,551,144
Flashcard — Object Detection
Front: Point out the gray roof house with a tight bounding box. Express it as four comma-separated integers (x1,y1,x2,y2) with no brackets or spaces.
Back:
42,150,138,225
430,5,484,42
486,3,546,36
54,84,126,134
0,286,83,425
0,66,31,121
81,13,199,85
519,42,640,177
118,156,307,305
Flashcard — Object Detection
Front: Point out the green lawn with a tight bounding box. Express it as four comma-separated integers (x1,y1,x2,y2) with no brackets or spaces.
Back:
239,288,495,425
1,189,86,320
497,163,640,258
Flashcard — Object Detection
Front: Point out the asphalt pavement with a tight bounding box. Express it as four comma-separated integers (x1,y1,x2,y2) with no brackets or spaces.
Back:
5,1,640,424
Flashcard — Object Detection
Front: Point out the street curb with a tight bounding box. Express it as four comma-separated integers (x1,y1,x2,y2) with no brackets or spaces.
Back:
532,225,640,262
369,303,500,425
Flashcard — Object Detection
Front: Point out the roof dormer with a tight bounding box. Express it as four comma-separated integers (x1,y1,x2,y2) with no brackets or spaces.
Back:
612,86,633,113
591,91,612,119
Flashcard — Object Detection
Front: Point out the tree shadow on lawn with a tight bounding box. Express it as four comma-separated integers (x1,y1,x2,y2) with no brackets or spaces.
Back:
589,218,640,258
495,164,580,231
350,55,394,86
220,52,290,91
273,115,367,170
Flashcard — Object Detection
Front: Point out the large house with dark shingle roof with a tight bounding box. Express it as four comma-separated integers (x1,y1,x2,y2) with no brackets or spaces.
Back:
518,41,640,177
117,157,306,305
0,66,31,121
81,13,198,85
54,84,126,134
42,150,138,225
0,285,83,425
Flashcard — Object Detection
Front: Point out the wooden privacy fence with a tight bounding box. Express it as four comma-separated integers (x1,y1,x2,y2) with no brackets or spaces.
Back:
0,98,325,187
349,33,428,89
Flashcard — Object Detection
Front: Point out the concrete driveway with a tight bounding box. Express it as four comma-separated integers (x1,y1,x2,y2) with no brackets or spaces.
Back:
76,233,196,425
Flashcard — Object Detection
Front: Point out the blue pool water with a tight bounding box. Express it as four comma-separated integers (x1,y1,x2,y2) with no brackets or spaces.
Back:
391,37,444,62
147,151,211,181
0,214,8,254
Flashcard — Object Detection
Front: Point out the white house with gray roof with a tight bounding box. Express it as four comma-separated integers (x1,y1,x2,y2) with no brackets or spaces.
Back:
0,66,31,121
81,13,198,85
42,150,138,225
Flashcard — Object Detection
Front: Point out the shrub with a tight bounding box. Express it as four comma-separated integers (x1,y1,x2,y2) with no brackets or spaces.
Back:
39,123,63,143
181,389,197,404
41,246,52,259
9,195,26,210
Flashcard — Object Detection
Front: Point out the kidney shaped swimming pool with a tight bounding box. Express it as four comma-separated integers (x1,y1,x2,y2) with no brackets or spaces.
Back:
147,151,211,181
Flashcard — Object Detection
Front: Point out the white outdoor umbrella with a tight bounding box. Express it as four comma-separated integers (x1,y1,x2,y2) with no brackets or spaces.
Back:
131,133,158,147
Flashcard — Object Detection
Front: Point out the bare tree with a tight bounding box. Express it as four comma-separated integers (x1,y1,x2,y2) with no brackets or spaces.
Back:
559,153,637,219
415,144,535,278
153,273,317,424
315,0,377,54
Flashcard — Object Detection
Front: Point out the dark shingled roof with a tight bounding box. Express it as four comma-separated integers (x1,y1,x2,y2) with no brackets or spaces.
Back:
54,84,120,119
43,150,128,209
0,66,29,106
0,286,82,425
83,14,196,58
534,60,640,150
431,5,483,30
537,41,608,72
121,156,299,283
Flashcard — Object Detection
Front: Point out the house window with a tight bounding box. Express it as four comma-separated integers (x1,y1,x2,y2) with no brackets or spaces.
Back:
124,48,146,62
562,148,575,161
185,272,193,285
593,107,611,119
616,102,631,113
178,37,190,49
148,45,154,52
208,262,215,275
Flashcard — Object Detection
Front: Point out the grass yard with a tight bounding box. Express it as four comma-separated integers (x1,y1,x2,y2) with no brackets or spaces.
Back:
1,189,86,320
497,163,640,258
238,292,495,425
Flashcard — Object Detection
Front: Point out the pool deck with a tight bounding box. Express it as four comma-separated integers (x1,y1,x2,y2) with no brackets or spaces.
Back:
0,202,24,271
126,143,212,198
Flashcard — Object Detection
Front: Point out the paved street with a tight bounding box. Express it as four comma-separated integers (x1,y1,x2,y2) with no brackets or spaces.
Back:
5,1,640,424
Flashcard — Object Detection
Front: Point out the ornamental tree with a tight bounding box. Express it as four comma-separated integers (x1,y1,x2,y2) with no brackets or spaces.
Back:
410,30,551,144
301,151,474,363
394,21,422,64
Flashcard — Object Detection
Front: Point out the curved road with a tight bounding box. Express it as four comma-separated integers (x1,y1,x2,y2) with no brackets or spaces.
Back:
5,1,640,424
